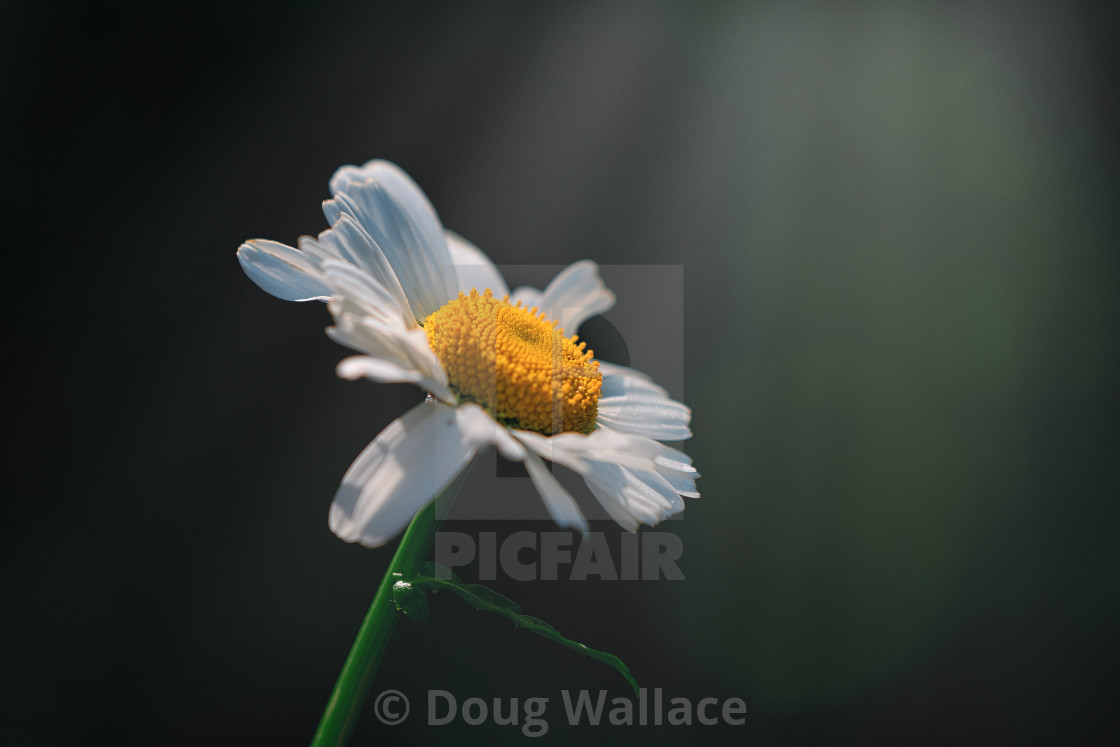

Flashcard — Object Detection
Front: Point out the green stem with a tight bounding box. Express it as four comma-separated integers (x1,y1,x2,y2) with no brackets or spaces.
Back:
310,476,463,747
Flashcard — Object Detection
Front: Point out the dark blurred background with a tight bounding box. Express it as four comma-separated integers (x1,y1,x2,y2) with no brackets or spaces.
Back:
4,1,1118,744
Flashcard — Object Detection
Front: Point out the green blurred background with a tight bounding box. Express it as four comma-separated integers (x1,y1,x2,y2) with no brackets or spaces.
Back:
5,1,1118,744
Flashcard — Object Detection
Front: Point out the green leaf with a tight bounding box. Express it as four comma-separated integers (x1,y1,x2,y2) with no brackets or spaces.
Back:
409,574,638,694
418,560,462,583
447,583,523,615
390,576,430,623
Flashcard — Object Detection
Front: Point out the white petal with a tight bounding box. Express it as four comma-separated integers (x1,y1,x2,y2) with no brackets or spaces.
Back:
324,160,456,320
649,441,695,469
329,400,479,547
655,466,700,499
319,215,415,323
295,234,339,264
628,465,687,515
643,442,700,498
454,403,526,461
514,427,644,474
330,159,439,220
509,429,592,473
508,286,542,312
518,426,698,530
597,361,652,381
600,365,669,399
583,479,642,531
512,260,615,333
236,239,331,302
597,392,693,441
513,428,677,531
583,461,683,525
583,465,667,527
320,259,412,328
521,447,589,532
326,313,452,402
336,356,424,383
613,440,697,505
446,230,510,298
335,356,453,402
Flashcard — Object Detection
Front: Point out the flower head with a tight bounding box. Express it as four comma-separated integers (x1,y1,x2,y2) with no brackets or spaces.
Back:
238,159,698,546
425,289,602,435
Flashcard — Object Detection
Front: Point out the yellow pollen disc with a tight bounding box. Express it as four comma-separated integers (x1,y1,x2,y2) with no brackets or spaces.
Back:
423,289,602,435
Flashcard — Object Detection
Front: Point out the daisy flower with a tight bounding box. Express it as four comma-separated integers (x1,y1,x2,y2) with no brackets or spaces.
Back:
237,159,698,547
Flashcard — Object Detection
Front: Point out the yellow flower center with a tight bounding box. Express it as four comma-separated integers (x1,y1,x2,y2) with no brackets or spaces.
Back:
423,289,601,435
